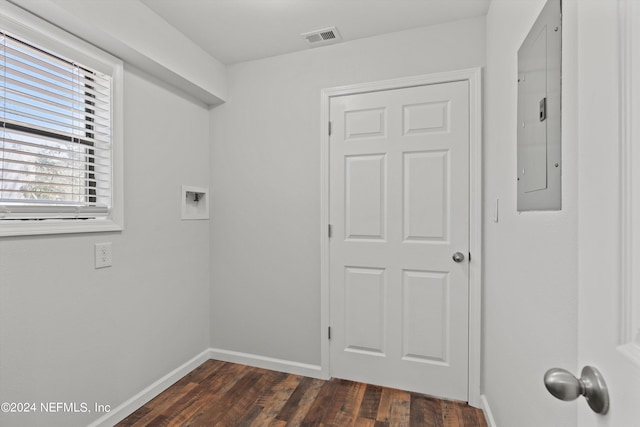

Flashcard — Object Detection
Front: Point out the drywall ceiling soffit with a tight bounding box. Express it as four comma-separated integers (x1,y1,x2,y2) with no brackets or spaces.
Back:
6,0,228,105
140,0,491,64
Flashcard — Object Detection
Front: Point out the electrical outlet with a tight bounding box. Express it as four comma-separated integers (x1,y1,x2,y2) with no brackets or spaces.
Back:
95,243,112,269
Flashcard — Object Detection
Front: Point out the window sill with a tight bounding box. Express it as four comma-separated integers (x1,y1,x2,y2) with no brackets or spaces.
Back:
0,218,123,237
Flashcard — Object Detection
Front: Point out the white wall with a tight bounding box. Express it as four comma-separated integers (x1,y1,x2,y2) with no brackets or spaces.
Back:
209,17,485,367
0,67,211,427
483,1,578,426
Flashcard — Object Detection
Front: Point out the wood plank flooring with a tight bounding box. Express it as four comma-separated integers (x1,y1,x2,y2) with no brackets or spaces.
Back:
116,360,487,427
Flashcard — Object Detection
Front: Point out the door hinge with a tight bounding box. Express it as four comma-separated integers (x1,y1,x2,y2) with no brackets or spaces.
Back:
328,224,332,238
328,326,332,340
328,121,332,136
469,252,472,262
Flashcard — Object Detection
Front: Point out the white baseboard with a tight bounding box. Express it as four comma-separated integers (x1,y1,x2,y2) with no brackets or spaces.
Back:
209,347,325,379
480,394,498,427
87,349,212,427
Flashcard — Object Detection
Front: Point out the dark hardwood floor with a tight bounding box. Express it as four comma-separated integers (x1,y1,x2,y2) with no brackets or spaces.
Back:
116,360,487,427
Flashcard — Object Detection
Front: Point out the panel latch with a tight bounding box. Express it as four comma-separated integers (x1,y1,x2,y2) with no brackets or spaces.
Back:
539,97,547,122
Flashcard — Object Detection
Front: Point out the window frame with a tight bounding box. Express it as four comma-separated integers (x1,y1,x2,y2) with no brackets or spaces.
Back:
0,1,123,237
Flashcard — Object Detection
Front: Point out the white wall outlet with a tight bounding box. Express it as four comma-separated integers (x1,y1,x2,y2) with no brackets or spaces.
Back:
95,242,112,269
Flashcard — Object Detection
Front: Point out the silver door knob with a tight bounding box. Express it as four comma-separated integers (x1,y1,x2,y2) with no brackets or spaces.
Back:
452,252,465,263
544,366,609,414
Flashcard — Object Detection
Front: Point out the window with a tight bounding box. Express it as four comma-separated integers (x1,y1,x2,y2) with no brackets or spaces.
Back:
0,3,122,236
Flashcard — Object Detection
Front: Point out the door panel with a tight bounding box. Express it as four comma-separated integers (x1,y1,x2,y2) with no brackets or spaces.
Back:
329,80,470,400
344,267,386,355
403,150,448,241
345,154,386,240
576,1,640,425
402,269,449,363
345,108,386,140
403,101,450,135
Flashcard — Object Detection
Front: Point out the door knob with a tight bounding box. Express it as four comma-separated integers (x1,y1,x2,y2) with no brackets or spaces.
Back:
543,366,609,414
452,252,465,263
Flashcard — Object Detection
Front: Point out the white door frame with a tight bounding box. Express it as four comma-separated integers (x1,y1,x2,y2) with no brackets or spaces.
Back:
319,68,483,407
618,0,640,368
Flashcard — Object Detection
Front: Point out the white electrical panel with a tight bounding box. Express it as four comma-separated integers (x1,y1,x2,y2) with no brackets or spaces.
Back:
517,0,562,211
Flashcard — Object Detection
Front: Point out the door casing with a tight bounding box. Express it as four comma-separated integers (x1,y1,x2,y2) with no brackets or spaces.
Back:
320,68,483,406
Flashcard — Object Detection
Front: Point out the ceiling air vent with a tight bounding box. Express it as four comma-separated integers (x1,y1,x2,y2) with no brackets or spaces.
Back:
301,26,342,47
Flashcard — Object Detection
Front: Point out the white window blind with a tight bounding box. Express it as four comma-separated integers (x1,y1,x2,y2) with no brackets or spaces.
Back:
0,29,113,220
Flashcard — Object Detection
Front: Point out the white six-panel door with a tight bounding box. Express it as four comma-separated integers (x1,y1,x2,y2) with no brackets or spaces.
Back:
329,80,470,400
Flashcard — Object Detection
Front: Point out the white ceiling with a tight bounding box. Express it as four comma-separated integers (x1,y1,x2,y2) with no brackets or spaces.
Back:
140,0,491,65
